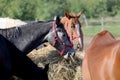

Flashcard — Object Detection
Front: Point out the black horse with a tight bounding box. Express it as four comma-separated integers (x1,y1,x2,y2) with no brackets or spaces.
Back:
0,16,75,58
0,34,49,80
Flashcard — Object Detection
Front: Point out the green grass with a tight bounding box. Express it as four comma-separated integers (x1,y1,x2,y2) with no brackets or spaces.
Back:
82,24,120,37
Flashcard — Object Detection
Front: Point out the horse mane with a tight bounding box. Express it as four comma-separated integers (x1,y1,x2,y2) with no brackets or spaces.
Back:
69,13,76,16
0,19,54,39
0,27,21,39
5,19,54,28
36,20,54,23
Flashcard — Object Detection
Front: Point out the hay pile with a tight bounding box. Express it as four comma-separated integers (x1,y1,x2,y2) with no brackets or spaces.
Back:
28,43,85,80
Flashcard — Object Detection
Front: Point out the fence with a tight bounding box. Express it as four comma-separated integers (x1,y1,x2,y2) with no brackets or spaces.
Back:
81,15,120,30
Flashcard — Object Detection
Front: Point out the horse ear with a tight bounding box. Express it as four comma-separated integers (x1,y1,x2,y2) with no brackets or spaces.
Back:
77,11,82,18
55,16,61,25
64,9,70,19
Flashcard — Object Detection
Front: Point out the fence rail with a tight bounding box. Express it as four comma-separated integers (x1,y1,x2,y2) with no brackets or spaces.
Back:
81,17,120,28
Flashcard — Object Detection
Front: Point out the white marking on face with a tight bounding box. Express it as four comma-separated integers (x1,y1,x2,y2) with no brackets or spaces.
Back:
75,24,82,45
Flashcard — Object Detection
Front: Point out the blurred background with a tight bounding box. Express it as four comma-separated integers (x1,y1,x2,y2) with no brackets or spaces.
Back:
0,0,119,20
0,0,120,36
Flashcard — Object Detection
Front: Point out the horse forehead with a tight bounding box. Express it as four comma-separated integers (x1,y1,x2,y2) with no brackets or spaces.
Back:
69,13,76,16
57,23,64,28
69,13,79,18
68,18,80,25
69,14,80,23
56,24,66,31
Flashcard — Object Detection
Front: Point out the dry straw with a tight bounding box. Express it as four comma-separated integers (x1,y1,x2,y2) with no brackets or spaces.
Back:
28,43,85,80
13,43,85,80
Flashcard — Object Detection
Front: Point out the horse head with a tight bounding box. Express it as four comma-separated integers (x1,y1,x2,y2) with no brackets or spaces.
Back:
46,16,75,59
61,10,83,51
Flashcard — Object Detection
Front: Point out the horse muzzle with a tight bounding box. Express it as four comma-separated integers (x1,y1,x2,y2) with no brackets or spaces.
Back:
63,48,75,59
76,43,83,51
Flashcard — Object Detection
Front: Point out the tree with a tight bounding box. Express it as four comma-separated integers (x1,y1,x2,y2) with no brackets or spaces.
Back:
0,0,119,20
35,0,69,20
106,0,120,16
0,0,36,20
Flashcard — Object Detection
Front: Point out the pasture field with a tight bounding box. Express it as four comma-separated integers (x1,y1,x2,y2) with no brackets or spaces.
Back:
82,23,120,37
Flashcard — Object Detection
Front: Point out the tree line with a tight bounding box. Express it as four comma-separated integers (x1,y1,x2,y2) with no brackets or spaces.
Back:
0,0,120,20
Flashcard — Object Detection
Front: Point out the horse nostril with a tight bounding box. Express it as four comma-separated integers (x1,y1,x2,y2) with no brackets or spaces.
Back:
77,44,80,48
77,44,83,51
63,53,69,59
63,34,65,37
71,52,75,57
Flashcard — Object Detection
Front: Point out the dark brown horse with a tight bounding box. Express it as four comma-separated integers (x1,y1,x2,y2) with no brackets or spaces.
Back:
0,35,11,80
0,34,49,80
82,30,120,80
61,10,83,51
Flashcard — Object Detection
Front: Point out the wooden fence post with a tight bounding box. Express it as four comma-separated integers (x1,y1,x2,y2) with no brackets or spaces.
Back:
83,14,88,28
101,17,104,31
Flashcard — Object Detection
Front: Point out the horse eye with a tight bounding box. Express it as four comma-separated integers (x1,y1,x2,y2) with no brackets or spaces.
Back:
57,29,62,32
71,26,75,28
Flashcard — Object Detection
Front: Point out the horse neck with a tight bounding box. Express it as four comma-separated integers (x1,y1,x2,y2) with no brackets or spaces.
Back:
20,21,53,53
0,21,53,54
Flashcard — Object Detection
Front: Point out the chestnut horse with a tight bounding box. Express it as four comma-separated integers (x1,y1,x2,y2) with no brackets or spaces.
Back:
82,30,120,80
61,10,83,51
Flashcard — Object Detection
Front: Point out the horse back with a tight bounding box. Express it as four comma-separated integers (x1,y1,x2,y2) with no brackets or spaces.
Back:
82,30,120,80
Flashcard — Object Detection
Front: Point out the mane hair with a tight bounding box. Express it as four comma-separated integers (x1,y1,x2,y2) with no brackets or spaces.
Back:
16,20,54,30
0,27,21,39
36,20,54,23
0,19,54,40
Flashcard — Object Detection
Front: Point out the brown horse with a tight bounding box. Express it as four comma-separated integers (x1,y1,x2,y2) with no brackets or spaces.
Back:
61,10,83,51
82,30,120,80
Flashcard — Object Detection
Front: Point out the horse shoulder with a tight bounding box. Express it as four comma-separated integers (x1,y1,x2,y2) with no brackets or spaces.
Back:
82,34,120,80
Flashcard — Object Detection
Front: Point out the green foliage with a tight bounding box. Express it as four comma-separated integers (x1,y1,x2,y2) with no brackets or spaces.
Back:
0,0,36,20
0,0,119,20
106,0,120,16
35,0,69,20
